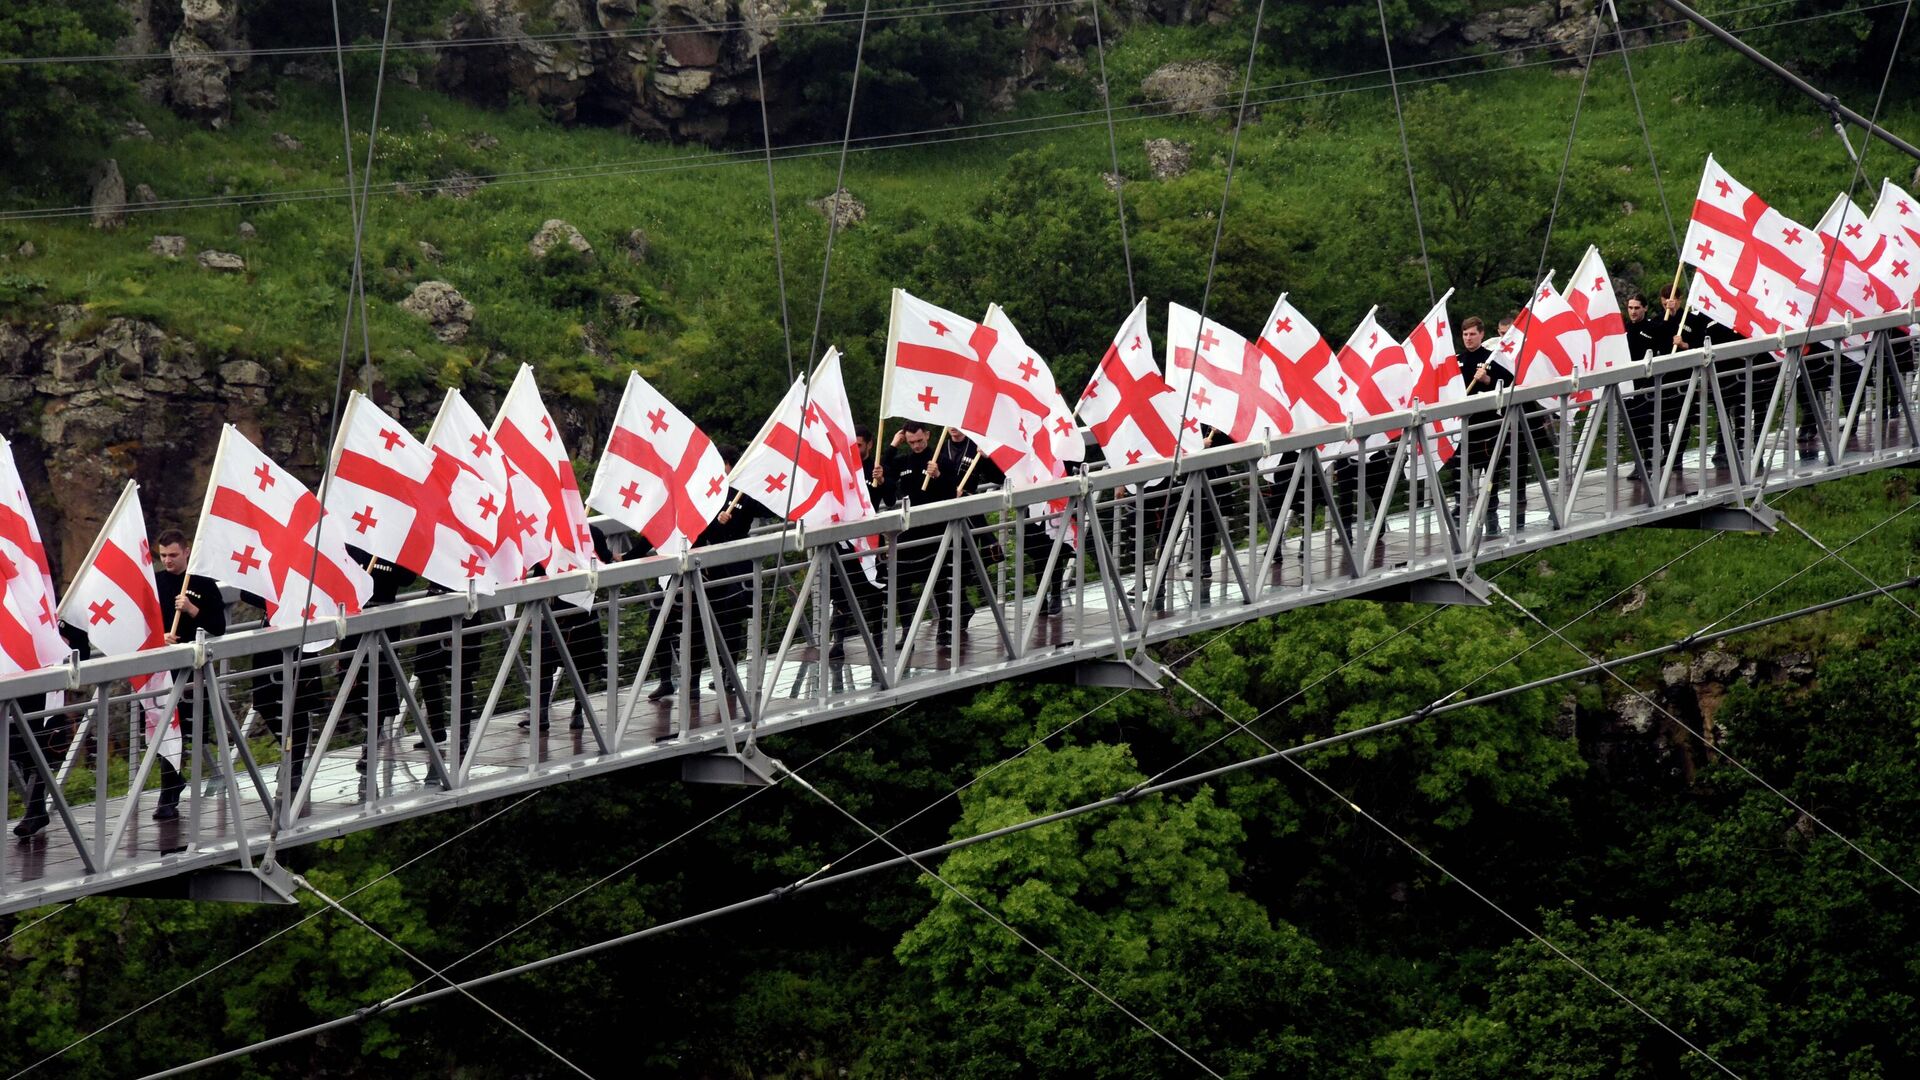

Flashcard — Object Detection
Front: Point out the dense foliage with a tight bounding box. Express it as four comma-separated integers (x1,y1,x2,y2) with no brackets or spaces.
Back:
0,0,129,188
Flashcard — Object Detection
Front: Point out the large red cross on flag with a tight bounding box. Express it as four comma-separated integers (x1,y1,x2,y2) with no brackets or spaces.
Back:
882,289,1046,463
187,425,372,634
492,365,593,589
978,307,1081,547
1568,246,1630,374
325,392,502,592
56,481,179,767
1078,299,1197,473
1499,275,1592,395
1166,302,1289,444
425,389,523,586
588,371,727,554
0,436,70,676
1683,155,1822,331
1334,306,1415,448
1254,292,1348,436
1687,267,1786,340
1403,290,1465,474
732,349,877,529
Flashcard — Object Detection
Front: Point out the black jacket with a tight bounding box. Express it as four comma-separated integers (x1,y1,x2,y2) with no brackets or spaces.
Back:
154,569,227,639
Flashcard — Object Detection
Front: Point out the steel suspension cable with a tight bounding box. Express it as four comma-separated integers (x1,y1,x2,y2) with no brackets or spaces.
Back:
1488,580,1920,898
754,42,797,385
1607,0,1682,261
130,570,1916,1077
1534,3,1606,289
1165,670,1744,1079
1087,0,1138,307
1376,0,1437,307
778,766,1226,1078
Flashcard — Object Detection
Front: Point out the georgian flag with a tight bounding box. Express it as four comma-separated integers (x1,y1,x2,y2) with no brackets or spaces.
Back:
1334,306,1415,448
1166,302,1287,443
0,436,70,676
186,425,372,637
1498,275,1592,395
326,393,502,592
980,307,1080,547
1254,292,1347,436
1683,155,1822,330
1078,299,1197,472
1687,267,1786,340
883,289,1040,464
1872,177,1920,307
1813,193,1899,359
492,365,593,584
425,389,523,585
1563,246,1632,406
588,371,727,555
1403,290,1465,474
57,481,179,767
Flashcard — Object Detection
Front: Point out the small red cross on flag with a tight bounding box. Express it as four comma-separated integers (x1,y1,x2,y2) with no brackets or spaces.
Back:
0,436,69,675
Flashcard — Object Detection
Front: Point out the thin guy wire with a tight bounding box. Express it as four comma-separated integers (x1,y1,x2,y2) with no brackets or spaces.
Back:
754,43,797,385
1377,0,1436,306
125,574,1910,1076
294,875,595,1079
0,0,1895,227
1799,0,1911,341
377,701,918,999
1167,670,1745,1078
1777,513,1920,619
1088,0,1137,307
0,901,72,946
288,0,398,667
1487,579,1920,898
1687,496,1920,641
7,789,542,1079
1535,3,1605,292
1170,0,1271,469
1607,0,1682,261
777,766,1226,1079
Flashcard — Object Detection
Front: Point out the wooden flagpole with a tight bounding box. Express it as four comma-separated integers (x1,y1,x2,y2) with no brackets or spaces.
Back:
921,428,949,491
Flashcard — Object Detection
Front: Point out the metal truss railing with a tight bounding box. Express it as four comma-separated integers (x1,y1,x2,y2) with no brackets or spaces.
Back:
6,308,1919,912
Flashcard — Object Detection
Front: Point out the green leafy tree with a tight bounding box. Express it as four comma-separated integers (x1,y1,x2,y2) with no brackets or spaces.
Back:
879,743,1351,1078
777,3,1023,138
0,0,130,187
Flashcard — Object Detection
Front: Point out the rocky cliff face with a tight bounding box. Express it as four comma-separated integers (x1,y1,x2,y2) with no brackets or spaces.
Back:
0,310,284,578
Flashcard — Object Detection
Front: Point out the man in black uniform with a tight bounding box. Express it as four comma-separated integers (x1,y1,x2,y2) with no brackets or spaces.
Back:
872,421,963,647
151,528,226,820
826,427,889,659
9,625,88,837
345,549,414,780
1454,317,1517,533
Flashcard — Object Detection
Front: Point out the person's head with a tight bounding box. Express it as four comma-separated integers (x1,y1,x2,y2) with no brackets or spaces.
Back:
1461,316,1484,351
947,426,970,445
1496,317,1514,336
900,421,930,452
1626,294,1648,322
154,528,189,574
1657,282,1682,315
853,424,873,460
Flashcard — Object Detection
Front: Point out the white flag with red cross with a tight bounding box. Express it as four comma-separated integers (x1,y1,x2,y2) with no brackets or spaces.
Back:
326,393,503,592
1498,275,1592,400
981,306,1081,547
588,371,728,555
1683,155,1822,331
186,425,372,635
1562,246,1632,407
1403,290,1465,475
1813,193,1900,359
491,366,594,598
880,290,1016,452
1254,293,1348,437
57,482,180,767
1078,299,1197,473
424,389,524,586
1873,177,1920,307
1687,268,1787,340
1334,306,1415,448
0,436,70,677
1166,302,1287,444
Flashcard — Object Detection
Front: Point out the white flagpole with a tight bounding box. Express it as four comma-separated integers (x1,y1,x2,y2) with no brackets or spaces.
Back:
877,287,904,450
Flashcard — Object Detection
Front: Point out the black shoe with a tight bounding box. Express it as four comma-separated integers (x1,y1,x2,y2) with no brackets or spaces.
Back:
516,716,551,730
647,680,676,701
1041,591,1062,616
152,804,179,822
827,636,846,661
13,812,48,837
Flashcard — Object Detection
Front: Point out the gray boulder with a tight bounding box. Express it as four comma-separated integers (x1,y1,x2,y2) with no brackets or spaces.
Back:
149,235,188,259
400,281,475,343
527,219,594,260
197,250,246,272
1140,60,1233,117
89,159,128,231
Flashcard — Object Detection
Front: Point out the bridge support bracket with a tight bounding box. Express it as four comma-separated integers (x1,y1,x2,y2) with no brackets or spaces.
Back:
682,747,784,787
1651,502,1779,533
1355,573,1493,607
1053,655,1166,690
105,860,300,907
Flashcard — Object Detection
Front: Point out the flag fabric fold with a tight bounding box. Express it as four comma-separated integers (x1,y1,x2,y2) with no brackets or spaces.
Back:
1254,293,1347,436
1078,299,1197,471
1403,290,1465,474
491,365,593,584
0,436,70,675
425,389,524,585
1683,155,1822,331
1333,306,1415,447
1166,302,1287,443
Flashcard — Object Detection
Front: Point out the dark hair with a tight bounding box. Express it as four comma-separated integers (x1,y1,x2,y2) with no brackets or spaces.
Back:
1657,282,1681,301
1626,293,1647,304
155,528,188,548
899,420,928,434
854,424,872,441
716,444,741,463
1461,316,1484,333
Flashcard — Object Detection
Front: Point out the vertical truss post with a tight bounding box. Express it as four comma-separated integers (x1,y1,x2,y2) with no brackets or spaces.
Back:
8,701,94,874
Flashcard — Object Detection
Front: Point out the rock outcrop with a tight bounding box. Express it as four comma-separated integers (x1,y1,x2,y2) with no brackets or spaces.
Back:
1140,60,1233,117
89,159,128,231
808,188,866,230
527,219,594,260
400,281,475,343
168,0,252,126
1143,138,1191,180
